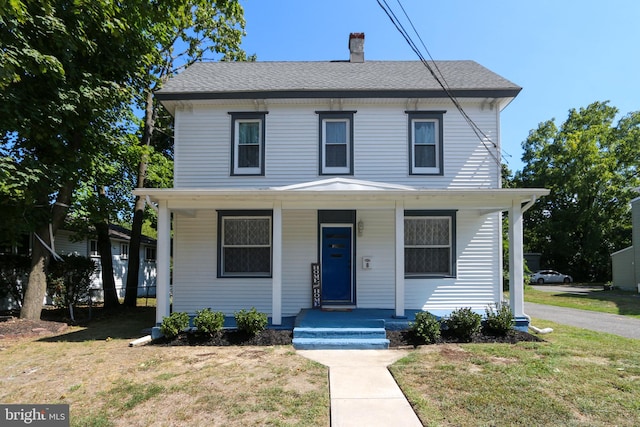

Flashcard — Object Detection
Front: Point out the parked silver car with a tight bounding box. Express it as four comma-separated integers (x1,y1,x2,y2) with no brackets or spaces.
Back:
530,270,573,284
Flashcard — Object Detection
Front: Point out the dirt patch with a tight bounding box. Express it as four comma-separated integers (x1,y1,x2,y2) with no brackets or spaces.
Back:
0,316,68,341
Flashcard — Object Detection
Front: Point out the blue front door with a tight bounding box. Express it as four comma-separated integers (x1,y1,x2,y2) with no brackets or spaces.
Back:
321,226,353,304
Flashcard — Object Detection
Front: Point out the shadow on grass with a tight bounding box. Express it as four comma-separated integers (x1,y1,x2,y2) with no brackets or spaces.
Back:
38,306,155,342
546,288,640,316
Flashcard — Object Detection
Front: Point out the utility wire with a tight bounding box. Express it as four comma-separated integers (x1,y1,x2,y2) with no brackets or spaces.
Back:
377,0,508,168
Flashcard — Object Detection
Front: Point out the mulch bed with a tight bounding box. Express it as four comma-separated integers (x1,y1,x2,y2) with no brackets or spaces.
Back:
155,329,294,346
155,328,542,347
0,308,542,347
0,316,68,339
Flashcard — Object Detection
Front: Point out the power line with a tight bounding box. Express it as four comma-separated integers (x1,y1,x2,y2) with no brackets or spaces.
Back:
377,0,509,168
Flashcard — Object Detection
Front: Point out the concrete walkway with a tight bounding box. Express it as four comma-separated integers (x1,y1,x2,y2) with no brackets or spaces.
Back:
298,349,422,427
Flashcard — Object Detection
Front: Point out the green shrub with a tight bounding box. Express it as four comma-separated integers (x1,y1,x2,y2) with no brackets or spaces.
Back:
410,311,441,344
47,254,96,309
0,254,30,307
193,308,225,335
160,312,190,339
484,303,514,335
445,307,482,342
234,307,267,335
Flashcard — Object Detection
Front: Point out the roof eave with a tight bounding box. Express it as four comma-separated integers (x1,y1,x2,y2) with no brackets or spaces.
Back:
156,88,521,102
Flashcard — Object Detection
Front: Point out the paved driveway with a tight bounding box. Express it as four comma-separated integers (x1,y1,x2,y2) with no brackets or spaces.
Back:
525,302,640,339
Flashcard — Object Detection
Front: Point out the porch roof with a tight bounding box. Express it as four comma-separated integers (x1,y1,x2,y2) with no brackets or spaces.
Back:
134,178,549,212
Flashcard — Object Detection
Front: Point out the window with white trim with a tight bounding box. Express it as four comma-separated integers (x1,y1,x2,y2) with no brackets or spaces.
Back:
218,211,272,277
318,111,354,175
404,210,456,277
145,246,156,261
407,111,444,175
89,240,98,257
120,243,129,259
230,112,266,175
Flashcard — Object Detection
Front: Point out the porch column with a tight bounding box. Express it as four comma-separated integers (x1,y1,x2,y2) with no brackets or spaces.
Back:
272,201,282,325
508,199,526,328
395,200,405,318
156,199,171,325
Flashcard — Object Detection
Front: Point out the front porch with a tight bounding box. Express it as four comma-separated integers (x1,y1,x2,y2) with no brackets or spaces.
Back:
138,178,549,338
294,308,419,330
292,308,420,350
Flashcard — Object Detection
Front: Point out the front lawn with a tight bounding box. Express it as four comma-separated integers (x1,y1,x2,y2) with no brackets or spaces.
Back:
391,318,640,426
524,285,640,318
0,308,329,427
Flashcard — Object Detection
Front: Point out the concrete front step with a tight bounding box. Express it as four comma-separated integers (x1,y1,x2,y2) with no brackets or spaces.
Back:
294,327,387,339
292,326,390,349
292,337,390,350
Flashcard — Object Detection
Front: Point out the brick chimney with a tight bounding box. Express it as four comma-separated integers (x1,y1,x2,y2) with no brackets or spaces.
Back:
349,33,365,63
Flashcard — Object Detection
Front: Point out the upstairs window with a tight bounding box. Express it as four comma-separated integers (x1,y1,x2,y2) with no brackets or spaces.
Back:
218,211,272,278
230,112,267,176
120,243,129,259
318,111,355,175
404,210,456,278
407,111,445,175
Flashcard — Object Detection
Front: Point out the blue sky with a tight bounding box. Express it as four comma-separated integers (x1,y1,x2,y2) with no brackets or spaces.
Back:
238,0,640,172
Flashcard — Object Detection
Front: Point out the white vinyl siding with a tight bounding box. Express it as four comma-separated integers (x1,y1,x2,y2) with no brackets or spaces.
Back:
172,101,499,189
281,210,317,315
55,230,88,256
172,211,272,315
355,210,395,308
405,211,501,312
169,208,502,316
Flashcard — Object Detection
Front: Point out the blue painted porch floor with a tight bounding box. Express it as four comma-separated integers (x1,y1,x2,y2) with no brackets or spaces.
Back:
295,308,420,330
292,309,421,350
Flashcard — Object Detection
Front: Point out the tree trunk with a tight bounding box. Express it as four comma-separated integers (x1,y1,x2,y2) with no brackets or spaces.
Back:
124,89,157,307
96,186,120,310
96,221,119,309
20,180,75,320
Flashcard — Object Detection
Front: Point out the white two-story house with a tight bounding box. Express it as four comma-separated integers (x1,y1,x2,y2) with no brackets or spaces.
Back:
135,33,548,331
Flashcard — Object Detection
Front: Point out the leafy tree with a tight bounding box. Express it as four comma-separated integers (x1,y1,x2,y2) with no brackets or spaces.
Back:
1,1,251,318
124,0,252,306
515,101,640,281
1,1,157,319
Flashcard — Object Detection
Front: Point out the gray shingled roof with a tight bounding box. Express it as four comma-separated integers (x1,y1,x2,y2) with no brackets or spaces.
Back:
156,60,520,100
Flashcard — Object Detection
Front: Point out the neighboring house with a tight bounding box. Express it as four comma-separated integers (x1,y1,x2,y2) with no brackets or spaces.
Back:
135,33,548,329
611,196,640,292
55,224,157,299
0,225,156,310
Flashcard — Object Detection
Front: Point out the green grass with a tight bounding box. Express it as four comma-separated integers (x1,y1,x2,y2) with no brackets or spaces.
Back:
524,285,640,318
392,319,640,426
1,307,329,427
